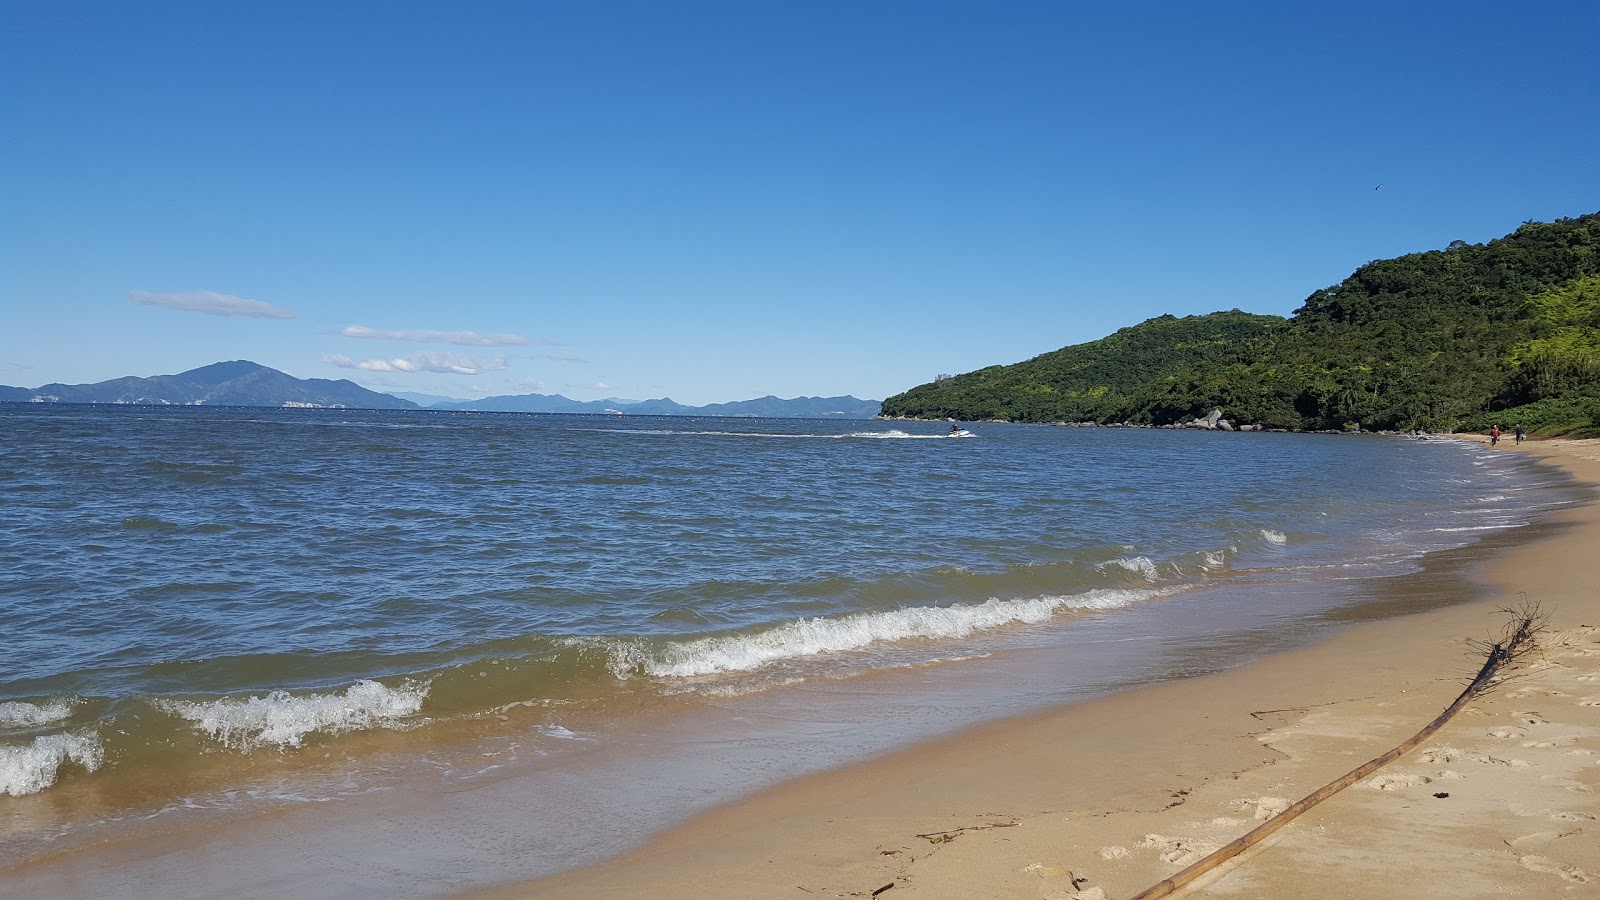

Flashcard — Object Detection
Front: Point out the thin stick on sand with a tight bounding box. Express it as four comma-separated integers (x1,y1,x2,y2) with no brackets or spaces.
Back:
1128,601,1546,900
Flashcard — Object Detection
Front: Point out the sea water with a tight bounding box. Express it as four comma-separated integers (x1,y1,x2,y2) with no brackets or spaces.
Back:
0,405,1579,892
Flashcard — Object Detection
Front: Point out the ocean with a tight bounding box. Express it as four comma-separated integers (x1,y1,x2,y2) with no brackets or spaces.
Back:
0,405,1579,895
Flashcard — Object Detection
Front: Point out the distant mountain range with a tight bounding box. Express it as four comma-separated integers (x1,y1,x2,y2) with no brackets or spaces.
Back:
1,361,884,418
429,392,882,418
0,360,416,409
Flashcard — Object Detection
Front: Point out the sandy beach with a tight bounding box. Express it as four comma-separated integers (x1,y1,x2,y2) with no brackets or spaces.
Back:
483,438,1600,900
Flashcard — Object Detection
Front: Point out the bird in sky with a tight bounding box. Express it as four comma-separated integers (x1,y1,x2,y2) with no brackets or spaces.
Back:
1375,184,1383,190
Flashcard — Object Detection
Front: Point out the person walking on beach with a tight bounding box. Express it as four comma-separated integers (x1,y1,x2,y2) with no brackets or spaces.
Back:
1490,424,1500,446
1516,424,1526,443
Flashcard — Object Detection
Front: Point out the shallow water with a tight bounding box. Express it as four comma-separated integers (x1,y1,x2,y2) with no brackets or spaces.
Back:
0,406,1577,890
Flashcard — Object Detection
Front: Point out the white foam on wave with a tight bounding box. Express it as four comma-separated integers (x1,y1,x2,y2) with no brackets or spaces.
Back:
533,724,594,741
1261,529,1288,544
0,699,74,730
842,430,944,440
614,588,1166,678
1101,556,1159,581
623,428,945,440
0,731,103,797
156,679,428,750
1432,523,1528,533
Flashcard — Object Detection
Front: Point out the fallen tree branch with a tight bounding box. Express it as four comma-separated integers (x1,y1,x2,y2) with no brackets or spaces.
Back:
915,820,1020,842
1128,601,1545,900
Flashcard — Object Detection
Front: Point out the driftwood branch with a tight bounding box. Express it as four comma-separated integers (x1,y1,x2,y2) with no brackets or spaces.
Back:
1128,601,1545,900
915,820,1020,843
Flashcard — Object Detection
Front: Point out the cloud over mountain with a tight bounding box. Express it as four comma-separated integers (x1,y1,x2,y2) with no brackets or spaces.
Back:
130,290,294,319
340,325,528,346
322,352,507,375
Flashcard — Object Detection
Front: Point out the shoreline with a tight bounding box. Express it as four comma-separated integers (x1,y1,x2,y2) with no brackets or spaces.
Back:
0,436,1589,897
483,438,1600,899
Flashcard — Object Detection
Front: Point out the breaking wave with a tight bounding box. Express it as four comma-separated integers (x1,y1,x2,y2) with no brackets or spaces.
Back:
0,731,103,797
0,699,75,730
155,679,430,750
1100,556,1159,581
606,588,1169,678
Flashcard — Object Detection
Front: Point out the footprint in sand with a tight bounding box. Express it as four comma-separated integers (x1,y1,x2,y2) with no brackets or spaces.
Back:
1520,855,1593,883
1513,711,1549,725
1228,796,1290,820
1422,747,1532,767
1540,777,1594,794
1137,834,1218,866
1579,697,1600,707
1574,673,1599,682
1365,773,1432,791
1511,832,1562,850
1522,738,1575,748
1099,846,1129,860
1550,811,1596,822
1488,726,1527,739
1433,769,1467,780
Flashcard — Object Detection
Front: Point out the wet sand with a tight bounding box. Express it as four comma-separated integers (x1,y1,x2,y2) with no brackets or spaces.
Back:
482,438,1600,900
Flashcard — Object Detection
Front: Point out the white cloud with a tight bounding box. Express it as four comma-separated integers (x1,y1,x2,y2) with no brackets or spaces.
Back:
340,325,529,346
322,352,506,376
593,381,613,390
544,352,585,363
130,290,294,319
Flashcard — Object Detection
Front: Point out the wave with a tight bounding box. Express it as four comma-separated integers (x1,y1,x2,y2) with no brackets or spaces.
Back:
841,430,946,440
0,730,103,797
121,515,179,530
143,459,242,483
1260,529,1288,544
532,724,594,741
1100,555,1159,581
0,699,75,730
600,588,1168,678
154,679,429,750
620,428,949,440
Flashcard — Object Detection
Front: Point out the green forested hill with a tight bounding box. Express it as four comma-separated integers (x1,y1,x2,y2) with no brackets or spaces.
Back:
880,212,1600,434
882,310,1285,423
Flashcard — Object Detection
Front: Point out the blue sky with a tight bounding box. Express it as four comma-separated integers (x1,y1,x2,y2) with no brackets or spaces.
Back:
3,1,1596,405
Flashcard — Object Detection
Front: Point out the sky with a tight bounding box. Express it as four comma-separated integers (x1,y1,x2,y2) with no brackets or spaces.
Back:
2,1,1597,406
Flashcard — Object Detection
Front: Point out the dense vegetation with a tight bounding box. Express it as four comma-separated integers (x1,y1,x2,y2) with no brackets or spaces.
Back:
881,212,1600,435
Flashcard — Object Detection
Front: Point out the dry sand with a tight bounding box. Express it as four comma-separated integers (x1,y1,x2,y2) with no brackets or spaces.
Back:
482,438,1600,900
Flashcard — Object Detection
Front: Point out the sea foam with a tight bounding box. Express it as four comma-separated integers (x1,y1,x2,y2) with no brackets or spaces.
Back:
0,699,74,730
1101,556,1159,581
156,679,428,750
0,731,103,797
615,589,1164,678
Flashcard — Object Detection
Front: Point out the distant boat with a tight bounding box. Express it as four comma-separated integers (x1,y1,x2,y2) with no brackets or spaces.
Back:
946,428,974,438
